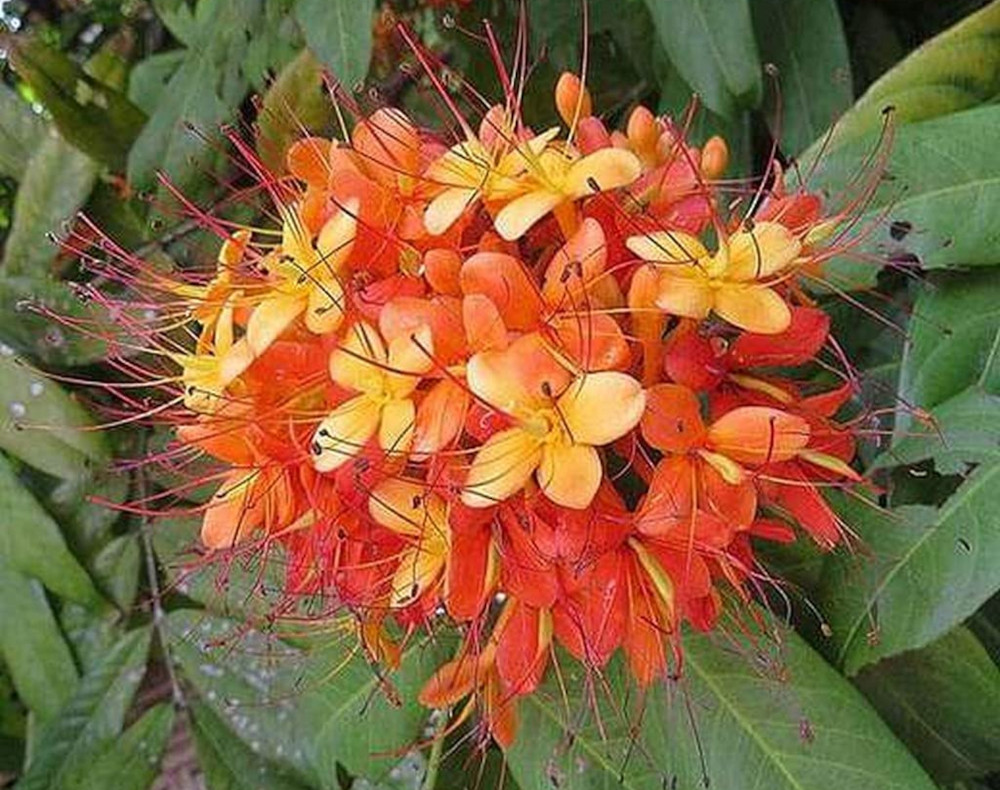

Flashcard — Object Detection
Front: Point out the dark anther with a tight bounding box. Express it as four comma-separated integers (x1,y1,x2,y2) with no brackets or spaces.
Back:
889,220,912,241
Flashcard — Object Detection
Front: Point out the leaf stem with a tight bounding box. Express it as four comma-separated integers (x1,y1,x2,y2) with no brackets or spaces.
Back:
422,710,447,790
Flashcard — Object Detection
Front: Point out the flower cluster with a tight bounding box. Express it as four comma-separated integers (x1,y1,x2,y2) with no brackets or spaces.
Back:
90,69,870,746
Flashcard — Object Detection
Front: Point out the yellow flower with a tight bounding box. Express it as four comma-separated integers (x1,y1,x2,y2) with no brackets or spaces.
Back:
461,336,645,509
626,221,801,334
493,145,641,241
311,322,434,472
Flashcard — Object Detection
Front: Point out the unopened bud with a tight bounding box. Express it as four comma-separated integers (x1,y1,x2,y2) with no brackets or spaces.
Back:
627,106,659,151
555,72,592,127
701,135,729,179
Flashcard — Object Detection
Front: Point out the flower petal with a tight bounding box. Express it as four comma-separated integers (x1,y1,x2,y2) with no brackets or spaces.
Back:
713,285,792,334
655,274,714,319
726,221,802,281
538,442,602,509
494,189,564,241
460,252,545,330
311,395,381,472
558,371,646,446
378,397,416,456
562,148,641,197
640,383,706,453
424,186,480,236
389,536,448,608
201,469,264,549
466,333,571,415
384,325,434,398
330,322,387,392
462,428,542,507
368,478,449,537
304,276,346,335
246,293,305,358
626,231,708,264
706,406,810,465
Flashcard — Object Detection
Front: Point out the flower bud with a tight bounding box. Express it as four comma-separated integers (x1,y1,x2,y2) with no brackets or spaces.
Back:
555,72,592,126
701,135,729,178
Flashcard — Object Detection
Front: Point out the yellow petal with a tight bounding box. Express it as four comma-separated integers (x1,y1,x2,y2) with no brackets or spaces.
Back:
726,222,802,281
311,395,381,473
246,293,304,357
384,325,434,398
315,200,358,270
369,478,449,537
655,274,714,319
713,285,792,334
562,148,641,198
462,428,543,507
389,535,448,607
305,276,346,334
330,322,387,393
424,186,480,236
217,338,256,388
537,442,601,509
626,231,708,265
557,372,646,446
494,190,564,241
378,397,416,457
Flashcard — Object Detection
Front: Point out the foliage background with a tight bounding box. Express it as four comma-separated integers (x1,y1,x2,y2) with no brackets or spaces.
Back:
0,0,998,788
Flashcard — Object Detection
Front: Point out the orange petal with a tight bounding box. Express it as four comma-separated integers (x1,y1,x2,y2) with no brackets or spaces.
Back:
466,333,571,415
201,469,264,549
460,252,544,331
424,248,464,296
463,294,509,353
706,406,810,465
330,322,387,393
538,441,602,509
413,379,469,456
640,383,706,453
541,217,610,307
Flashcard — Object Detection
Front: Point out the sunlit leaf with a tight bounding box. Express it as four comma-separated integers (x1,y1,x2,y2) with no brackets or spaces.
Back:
0,83,48,181
295,0,375,90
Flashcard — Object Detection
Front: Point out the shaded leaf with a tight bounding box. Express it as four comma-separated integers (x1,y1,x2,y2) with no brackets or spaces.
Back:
876,387,1000,474
127,50,187,115
0,453,104,607
1,127,99,277
16,627,151,790
0,352,108,480
807,107,1000,287
90,533,141,611
6,35,146,171
643,0,761,118
190,700,311,790
819,469,1000,674
0,83,48,181
68,703,176,790
894,270,1000,440
256,49,337,174
295,0,375,90
168,610,448,787
751,0,853,156
804,0,1000,157
0,563,78,722
854,626,1000,782
506,623,936,789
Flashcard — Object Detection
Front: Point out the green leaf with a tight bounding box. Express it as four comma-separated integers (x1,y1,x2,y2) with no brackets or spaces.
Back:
17,627,152,790
256,49,337,174
876,387,1000,474
127,50,187,115
750,0,853,156
506,624,936,789
643,0,761,118
806,107,1000,287
190,700,311,790
0,83,48,181
67,703,176,790
295,0,375,90
0,453,104,607
6,35,146,171
168,610,448,787
853,626,1000,783
804,0,1000,157
0,563,78,722
90,534,141,611
1,127,99,277
0,352,108,480
819,468,1000,674
893,270,1000,441
127,0,268,199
